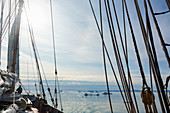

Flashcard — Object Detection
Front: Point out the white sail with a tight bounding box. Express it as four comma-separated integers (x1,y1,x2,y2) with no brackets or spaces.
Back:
7,0,24,76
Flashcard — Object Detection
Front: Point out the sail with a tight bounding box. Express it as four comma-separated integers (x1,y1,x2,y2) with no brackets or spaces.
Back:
7,0,24,76
0,70,19,95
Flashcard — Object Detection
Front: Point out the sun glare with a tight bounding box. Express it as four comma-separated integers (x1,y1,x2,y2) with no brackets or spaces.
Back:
25,0,49,30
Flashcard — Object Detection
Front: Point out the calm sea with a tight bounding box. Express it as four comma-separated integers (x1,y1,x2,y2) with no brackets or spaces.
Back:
20,79,162,113
59,91,162,113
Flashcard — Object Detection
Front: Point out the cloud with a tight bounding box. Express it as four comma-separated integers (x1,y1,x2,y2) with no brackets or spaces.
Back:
0,0,169,84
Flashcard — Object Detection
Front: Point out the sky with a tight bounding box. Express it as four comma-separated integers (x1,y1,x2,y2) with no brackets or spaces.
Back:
0,0,170,87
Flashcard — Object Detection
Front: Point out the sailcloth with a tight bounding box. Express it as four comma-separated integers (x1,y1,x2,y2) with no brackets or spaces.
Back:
7,0,23,76
0,0,24,95
0,70,18,95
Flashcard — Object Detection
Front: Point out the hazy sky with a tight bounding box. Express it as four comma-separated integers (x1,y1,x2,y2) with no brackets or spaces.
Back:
1,0,170,85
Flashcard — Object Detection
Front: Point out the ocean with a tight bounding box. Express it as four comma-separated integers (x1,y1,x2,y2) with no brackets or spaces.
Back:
20,79,162,113
59,91,162,113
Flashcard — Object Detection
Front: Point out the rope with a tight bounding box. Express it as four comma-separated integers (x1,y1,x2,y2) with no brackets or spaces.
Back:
145,4,170,110
149,59,158,113
12,77,17,105
27,61,30,93
99,0,113,112
121,1,131,112
27,28,38,96
147,0,170,68
122,0,130,92
0,0,4,68
146,0,169,112
0,2,19,43
24,3,57,107
35,42,55,106
134,0,169,112
24,6,46,100
122,0,127,61
7,0,21,105
144,1,155,112
123,0,148,89
104,0,136,112
134,1,166,112
111,0,139,112
165,0,170,10
165,43,170,46
19,81,30,95
154,10,169,15
7,0,11,71
89,0,130,112
164,75,170,105
24,5,41,96
144,1,159,112
49,0,63,110
25,5,54,100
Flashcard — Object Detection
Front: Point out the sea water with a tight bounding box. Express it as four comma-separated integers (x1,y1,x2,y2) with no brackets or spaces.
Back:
20,79,162,113
60,91,162,113
61,91,125,113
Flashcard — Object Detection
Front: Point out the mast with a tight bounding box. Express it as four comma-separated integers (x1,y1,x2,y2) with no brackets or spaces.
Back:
7,0,24,76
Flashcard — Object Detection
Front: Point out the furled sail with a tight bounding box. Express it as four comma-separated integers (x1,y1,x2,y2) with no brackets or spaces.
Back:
0,0,24,96
0,70,19,95
7,0,24,76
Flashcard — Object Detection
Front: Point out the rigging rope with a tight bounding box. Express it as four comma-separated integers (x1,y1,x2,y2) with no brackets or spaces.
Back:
0,1,20,43
7,0,11,71
90,0,169,112
149,58,158,113
49,0,63,110
0,0,4,68
145,1,170,109
24,6,46,100
27,61,30,93
103,0,136,112
134,1,166,112
25,1,44,98
19,81,30,95
99,0,113,112
36,49,56,106
144,1,158,112
122,0,127,61
111,0,139,112
13,0,22,98
165,0,170,10
147,0,170,68
154,10,170,15
27,29,38,96
24,3,59,107
134,0,169,112
146,1,169,111
0,1,20,45
89,0,130,112
122,0,148,88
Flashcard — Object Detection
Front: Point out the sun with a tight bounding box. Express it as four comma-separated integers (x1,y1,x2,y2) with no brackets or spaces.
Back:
24,0,49,30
